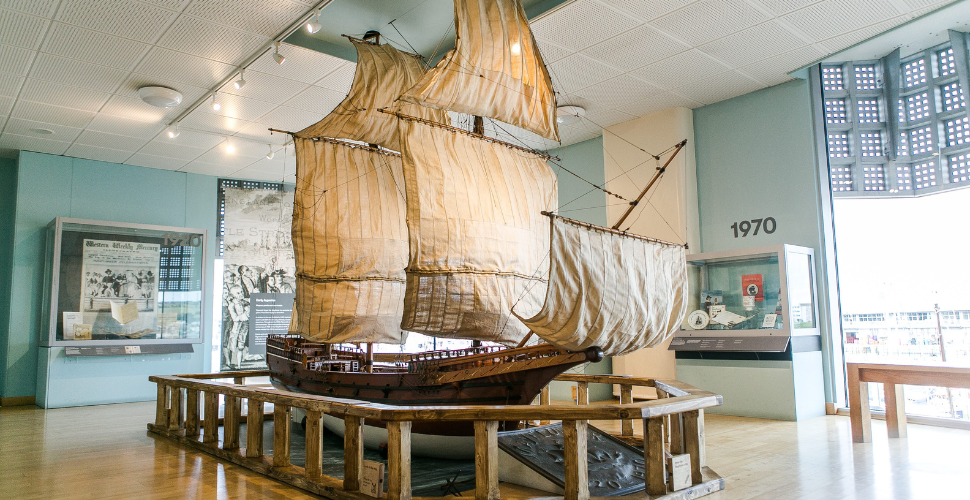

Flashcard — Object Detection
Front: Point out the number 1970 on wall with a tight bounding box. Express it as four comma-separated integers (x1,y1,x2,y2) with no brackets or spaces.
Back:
730,217,776,238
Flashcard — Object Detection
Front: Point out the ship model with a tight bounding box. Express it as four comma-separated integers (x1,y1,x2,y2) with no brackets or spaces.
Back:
266,0,689,454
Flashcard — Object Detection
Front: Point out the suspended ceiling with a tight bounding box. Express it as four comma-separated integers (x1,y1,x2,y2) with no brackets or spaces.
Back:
0,0,960,182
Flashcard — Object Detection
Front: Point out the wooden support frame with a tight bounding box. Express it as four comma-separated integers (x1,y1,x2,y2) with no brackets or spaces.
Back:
246,399,264,457
305,409,324,478
682,410,703,485
562,420,589,500
386,421,412,500
344,416,364,491
223,395,241,449
576,381,589,405
203,392,219,443
620,384,634,436
884,383,907,438
185,389,200,437
539,386,551,426
168,386,182,432
644,417,666,496
273,405,291,467
474,421,499,500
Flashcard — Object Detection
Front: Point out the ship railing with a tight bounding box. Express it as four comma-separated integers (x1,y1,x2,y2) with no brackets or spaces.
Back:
148,371,724,500
407,343,565,373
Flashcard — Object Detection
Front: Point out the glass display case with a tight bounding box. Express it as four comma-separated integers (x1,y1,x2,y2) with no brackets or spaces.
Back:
41,217,207,346
671,244,818,352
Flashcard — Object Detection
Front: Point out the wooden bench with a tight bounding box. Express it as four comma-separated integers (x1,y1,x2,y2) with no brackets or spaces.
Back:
847,362,970,443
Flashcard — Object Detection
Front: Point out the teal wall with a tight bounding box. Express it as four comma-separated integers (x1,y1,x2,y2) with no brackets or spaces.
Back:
546,136,613,401
1,151,218,405
692,79,833,413
0,158,18,395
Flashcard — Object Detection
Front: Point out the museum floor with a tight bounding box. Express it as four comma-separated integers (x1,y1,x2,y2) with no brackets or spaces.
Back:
1,400,968,499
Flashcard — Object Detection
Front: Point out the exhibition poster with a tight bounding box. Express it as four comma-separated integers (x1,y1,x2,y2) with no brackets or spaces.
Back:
79,238,160,338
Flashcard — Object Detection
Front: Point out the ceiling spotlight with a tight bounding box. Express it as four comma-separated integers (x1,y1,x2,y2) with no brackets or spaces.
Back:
225,138,235,154
211,94,221,111
306,9,322,34
556,104,586,125
273,41,286,65
234,70,246,90
166,123,180,139
266,145,275,160
138,86,183,108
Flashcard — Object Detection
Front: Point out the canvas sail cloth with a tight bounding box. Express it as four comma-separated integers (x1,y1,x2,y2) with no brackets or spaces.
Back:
514,215,689,356
400,0,560,142
295,39,446,151
399,120,558,344
291,137,409,344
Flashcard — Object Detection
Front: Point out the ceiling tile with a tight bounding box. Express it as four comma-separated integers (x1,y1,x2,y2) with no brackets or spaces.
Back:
782,0,902,42
226,138,276,159
535,39,573,65
29,53,129,93
222,70,309,104
737,45,827,86
182,0,307,38
55,0,178,43
584,108,637,129
0,95,13,115
65,143,133,164
158,16,268,65
531,0,641,52
207,92,278,122
0,132,70,155
86,114,166,139
619,91,703,117
41,22,151,71
180,109,251,135
651,0,770,46
0,8,49,49
0,73,24,97
137,140,209,161
20,79,111,112
11,100,96,128
697,21,808,68
0,44,37,76
547,53,623,94
150,128,225,149
1,0,58,17
819,17,907,53
748,0,821,16
282,85,344,115
630,50,732,90
125,153,189,171
597,0,700,21
677,70,766,105
195,148,256,168
74,129,149,151
117,73,209,107
573,74,664,110
231,166,289,182
245,156,293,175
247,43,347,84
100,95,182,122
3,117,83,142
235,121,290,145
135,47,234,89
255,106,324,133
581,25,689,72
180,160,244,177
314,63,355,93
138,0,191,11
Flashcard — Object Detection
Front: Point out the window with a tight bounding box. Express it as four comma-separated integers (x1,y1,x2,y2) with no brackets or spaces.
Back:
903,58,927,88
857,99,880,123
941,82,965,111
823,66,844,91
854,65,878,90
939,47,956,77
905,92,931,122
825,99,847,124
832,165,853,192
828,133,850,158
945,116,970,147
949,153,970,183
895,165,912,190
910,126,934,155
862,165,885,191
859,132,883,157
913,160,937,188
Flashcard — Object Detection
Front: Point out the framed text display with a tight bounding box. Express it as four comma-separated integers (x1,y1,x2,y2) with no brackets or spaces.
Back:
41,217,207,346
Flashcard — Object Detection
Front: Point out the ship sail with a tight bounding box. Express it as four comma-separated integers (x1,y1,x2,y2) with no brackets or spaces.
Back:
400,0,560,142
295,38,447,150
398,118,558,344
513,215,689,357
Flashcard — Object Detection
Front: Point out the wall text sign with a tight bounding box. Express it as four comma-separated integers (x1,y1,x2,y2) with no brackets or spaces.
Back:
730,217,776,238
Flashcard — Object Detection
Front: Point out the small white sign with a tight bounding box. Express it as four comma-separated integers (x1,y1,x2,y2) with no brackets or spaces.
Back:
669,454,692,491
124,345,142,355
709,305,726,317
63,312,83,340
762,313,778,328
742,295,756,310
361,460,385,498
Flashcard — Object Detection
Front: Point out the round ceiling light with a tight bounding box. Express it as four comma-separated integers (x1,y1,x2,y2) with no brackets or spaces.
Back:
556,105,586,125
138,86,183,108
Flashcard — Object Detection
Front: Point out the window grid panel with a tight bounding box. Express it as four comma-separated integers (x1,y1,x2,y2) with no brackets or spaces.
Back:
897,131,909,157
946,116,970,147
823,66,844,91
942,82,965,111
854,65,878,90
949,153,970,183
909,126,934,155
859,132,883,157
913,160,937,189
905,92,931,122
895,165,913,190
827,133,850,158
857,99,880,123
939,47,956,77
862,165,886,191
903,58,927,88
832,165,853,192
898,99,905,123
825,98,847,124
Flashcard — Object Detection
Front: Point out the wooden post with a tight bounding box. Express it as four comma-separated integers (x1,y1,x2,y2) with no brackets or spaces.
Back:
246,399,264,457
847,363,872,443
669,412,684,455
203,392,219,443
562,420,589,500
644,417,666,496
474,421,499,500
234,376,244,385
884,383,908,438
682,410,703,485
223,395,241,449
387,421,412,500
273,405,291,467
155,384,168,427
539,386,551,425
577,382,589,405
168,386,182,432
305,409,323,478
185,389,200,437
344,416,365,491
620,384,633,436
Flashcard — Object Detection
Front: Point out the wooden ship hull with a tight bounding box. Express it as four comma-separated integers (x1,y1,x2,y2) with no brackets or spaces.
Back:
266,334,602,438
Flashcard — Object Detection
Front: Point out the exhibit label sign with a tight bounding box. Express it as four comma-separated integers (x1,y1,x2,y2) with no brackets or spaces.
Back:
248,293,294,355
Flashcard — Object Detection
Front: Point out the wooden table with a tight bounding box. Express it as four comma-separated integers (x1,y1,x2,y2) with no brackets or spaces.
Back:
847,362,970,443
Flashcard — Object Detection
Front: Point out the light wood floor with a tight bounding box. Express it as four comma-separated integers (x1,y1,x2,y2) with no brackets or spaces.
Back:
2,401,969,499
